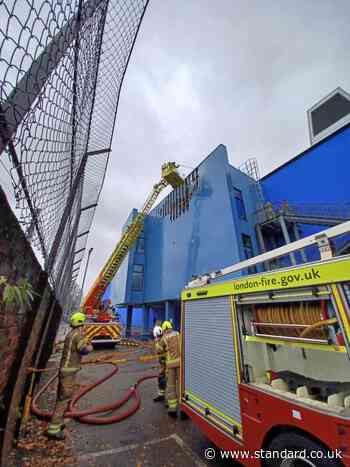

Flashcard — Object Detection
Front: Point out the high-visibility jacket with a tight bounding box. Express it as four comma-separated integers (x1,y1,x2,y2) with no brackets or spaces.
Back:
60,326,91,375
155,330,180,368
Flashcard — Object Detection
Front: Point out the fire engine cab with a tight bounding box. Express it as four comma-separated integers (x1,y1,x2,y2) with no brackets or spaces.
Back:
84,300,122,346
180,221,350,467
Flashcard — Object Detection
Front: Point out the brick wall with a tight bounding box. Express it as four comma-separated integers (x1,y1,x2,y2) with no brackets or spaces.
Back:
0,187,42,404
0,186,62,462
0,313,19,399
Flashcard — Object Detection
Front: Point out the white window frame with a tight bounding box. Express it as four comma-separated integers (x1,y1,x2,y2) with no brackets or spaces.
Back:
307,87,350,146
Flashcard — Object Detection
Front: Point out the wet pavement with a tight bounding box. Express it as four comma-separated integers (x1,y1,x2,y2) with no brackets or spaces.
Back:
69,346,239,467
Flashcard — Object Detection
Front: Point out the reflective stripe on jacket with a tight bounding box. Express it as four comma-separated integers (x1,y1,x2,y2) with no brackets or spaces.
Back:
60,326,90,375
155,330,180,368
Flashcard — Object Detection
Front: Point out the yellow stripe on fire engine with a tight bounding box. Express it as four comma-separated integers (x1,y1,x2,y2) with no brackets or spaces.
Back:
85,327,98,339
182,256,350,301
184,399,241,437
230,296,241,385
185,391,241,430
107,325,121,337
86,328,100,339
84,324,121,339
331,284,350,343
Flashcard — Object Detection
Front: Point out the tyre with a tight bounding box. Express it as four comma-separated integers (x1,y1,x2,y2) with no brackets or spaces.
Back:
263,432,342,467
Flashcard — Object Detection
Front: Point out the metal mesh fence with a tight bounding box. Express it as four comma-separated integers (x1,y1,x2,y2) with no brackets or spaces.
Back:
0,0,149,309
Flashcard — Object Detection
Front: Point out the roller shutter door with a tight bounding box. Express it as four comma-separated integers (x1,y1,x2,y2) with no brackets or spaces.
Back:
183,296,241,430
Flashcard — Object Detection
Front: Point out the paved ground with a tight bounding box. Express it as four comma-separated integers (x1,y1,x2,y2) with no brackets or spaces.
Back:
69,346,239,467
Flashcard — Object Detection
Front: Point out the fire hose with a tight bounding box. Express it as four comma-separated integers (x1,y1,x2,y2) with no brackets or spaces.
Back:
29,351,160,425
300,318,338,338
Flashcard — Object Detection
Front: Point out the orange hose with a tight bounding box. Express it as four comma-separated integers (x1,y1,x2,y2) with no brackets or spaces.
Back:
254,301,331,340
300,318,337,338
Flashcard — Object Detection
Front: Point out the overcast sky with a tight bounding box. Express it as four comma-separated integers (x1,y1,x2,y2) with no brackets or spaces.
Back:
2,1,348,295
81,0,350,294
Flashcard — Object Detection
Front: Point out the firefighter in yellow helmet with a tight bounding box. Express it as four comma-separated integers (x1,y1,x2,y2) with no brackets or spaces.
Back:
46,311,93,440
153,321,166,402
155,320,180,415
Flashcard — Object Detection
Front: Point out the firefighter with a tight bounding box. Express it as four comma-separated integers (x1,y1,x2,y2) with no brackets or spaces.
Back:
153,324,166,402
152,319,161,338
46,311,93,440
156,320,180,415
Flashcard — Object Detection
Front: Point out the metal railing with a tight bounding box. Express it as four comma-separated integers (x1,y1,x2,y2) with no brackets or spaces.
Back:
188,220,350,287
255,201,350,225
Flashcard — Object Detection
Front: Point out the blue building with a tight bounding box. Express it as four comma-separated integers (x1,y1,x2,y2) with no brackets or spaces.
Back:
110,87,350,335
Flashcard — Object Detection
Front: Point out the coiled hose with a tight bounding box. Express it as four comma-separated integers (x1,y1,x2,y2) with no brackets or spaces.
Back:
31,362,158,425
300,318,338,338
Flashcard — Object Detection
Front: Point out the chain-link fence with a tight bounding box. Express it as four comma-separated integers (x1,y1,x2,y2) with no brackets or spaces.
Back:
0,0,149,312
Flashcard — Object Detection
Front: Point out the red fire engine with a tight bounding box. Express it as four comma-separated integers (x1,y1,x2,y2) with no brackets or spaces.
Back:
181,221,350,466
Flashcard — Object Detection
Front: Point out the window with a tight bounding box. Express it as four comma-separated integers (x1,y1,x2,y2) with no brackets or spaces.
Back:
242,234,256,273
234,188,247,220
132,264,144,290
307,87,350,145
311,92,350,136
137,237,145,253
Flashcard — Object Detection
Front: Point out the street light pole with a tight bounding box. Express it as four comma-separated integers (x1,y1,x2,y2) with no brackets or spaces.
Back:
80,247,93,305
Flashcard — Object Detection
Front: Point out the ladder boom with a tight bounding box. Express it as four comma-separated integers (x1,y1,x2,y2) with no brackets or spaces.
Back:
82,162,183,313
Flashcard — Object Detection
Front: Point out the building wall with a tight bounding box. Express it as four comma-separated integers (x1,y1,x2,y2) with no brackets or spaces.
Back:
110,208,143,305
111,145,261,306
261,124,350,257
262,124,350,211
226,164,262,274
109,119,350,326
110,125,350,308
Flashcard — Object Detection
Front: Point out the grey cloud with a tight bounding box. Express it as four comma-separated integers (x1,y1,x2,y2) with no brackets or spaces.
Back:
71,0,350,293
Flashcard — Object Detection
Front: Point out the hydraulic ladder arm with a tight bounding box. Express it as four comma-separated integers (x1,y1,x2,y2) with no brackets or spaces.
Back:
82,162,184,315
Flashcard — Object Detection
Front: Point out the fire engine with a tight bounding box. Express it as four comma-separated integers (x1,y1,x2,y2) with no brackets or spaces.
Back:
81,162,184,345
180,220,350,466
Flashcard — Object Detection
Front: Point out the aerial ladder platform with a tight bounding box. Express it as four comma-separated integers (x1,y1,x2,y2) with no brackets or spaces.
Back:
81,162,184,344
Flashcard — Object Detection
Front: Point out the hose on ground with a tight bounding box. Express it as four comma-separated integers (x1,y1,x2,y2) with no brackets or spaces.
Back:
31,362,158,425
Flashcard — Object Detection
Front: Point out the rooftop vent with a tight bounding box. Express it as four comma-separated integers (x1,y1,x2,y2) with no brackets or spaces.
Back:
307,87,350,145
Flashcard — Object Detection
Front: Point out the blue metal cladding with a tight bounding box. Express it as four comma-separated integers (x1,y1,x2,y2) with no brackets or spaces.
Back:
110,208,145,305
144,145,242,303
111,145,261,305
262,124,350,209
261,124,350,259
108,124,349,308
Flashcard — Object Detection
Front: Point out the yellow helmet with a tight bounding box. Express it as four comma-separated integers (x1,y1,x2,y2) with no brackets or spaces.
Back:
70,311,87,328
161,320,173,331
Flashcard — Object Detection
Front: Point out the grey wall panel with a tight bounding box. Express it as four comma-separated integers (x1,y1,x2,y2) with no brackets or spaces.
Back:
184,297,241,424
